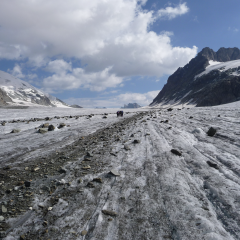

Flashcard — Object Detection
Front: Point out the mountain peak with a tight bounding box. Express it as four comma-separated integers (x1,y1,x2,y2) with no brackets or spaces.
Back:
150,47,240,107
0,70,70,107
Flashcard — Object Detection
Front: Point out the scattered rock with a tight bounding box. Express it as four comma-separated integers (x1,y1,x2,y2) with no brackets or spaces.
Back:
0,216,4,221
189,116,193,119
24,181,31,187
42,123,49,128
38,128,48,134
218,115,220,117
48,124,55,131
207,127,217,137
167,108,173,111
58,123,66,129
133,139,140,144
102,210,118,217
3,166,11,170
124,144,131,150
103,116,107,119
1,205,7,213
110,169,120,176
82,165,91,170
11,129,21,133
86,152,93,157
59,167,67,174
86,182,95,188
92,178,102,183
81,230,88,236
171,149,182,156
130,134,134,137
20,235,25,240
207,161,219,169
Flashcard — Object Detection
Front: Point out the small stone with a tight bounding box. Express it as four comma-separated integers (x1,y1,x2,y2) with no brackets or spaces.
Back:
42,221,48,226
86,182,95,188
92,178,102,183
133,139,140,144
29,207,33,210
167,108,173,111
102,210,117,217
48,125,55,131
24,181,31,187
38,128,48,134
207,161,219,169
207,127,217,137
110,169,120,176
3,166,11,170
2,205,7,213
171,149,182,156
33,167,40,172
81,230,88,236
59,167,67,174
42,123,49,128
20,235,25,240
0,216,4,221
25,167,29,171
58,123,66,129
11,129,21,133
124,144,130,150
82,165,91,170
108,218,113,221
86,152,93,157
48,207,53,211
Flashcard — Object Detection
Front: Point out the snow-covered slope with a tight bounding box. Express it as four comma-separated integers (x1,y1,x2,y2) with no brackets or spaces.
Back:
195,59,240,79
0,70,70,107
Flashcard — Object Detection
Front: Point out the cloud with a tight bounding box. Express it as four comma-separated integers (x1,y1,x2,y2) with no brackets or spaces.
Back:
228,27,239,33
42,60,123,92
9,64,25,79
65,90,160,108
157,2,189,20
0,0,196,92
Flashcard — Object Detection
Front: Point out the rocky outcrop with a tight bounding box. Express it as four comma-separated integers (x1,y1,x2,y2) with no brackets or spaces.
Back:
122,103,141,108
150,47,240,107
0,88,12,106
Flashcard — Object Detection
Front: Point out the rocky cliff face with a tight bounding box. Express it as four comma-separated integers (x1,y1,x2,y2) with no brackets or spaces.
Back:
150,47,240,107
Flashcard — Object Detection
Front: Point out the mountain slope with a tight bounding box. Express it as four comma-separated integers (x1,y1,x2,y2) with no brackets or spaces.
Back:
0,70,70,107
150,47,240,107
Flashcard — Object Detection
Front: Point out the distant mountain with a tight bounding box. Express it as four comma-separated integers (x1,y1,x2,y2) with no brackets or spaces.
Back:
0,70,70,107
122,103,141,108
150,47,240,107
70,104,83,108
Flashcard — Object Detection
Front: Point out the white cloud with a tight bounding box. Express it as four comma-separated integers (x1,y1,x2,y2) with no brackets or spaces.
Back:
0,0,196,92
228,27,239,33
158,2,189,20
65,90,159,108
9,64,25,79
42,60,123,92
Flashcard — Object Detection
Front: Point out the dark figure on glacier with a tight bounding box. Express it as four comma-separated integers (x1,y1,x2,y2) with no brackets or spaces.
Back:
117,111,123,117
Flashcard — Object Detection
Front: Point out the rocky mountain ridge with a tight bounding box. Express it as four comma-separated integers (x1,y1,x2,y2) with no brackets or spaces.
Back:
122,103,141,108
150,47,240,107
0,70,70,108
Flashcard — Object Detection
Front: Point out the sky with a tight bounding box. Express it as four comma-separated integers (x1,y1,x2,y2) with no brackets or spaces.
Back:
0,0,239,108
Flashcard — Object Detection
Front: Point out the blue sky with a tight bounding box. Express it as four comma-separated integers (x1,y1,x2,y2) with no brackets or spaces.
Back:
0,0,239,107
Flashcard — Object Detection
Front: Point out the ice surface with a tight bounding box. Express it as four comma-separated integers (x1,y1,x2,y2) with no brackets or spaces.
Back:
1,105,240,239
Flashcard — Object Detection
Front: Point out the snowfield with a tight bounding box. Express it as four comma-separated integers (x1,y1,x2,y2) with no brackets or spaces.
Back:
195,59,240,79
0,106,240,240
